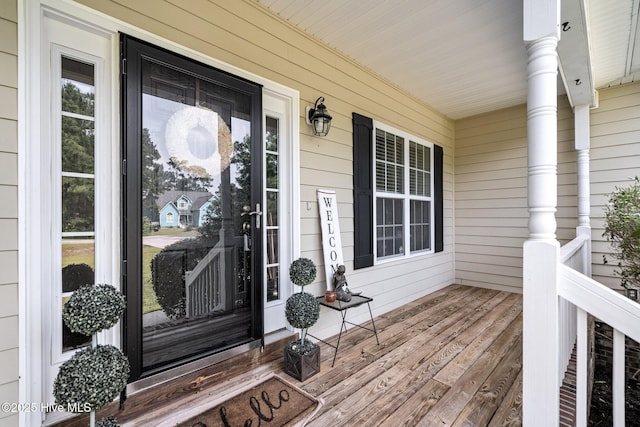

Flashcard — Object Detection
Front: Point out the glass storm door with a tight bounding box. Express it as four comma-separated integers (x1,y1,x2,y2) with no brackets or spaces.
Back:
122,36,263,380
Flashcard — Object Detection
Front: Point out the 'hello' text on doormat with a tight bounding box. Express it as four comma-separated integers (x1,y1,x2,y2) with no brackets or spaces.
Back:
177,375,321,427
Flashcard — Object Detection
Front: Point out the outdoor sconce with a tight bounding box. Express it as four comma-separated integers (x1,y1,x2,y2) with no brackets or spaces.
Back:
305,96,332,137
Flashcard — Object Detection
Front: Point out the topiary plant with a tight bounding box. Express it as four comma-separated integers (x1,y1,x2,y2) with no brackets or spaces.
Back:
63,284,126,336
53,345,129,410
285,258,320,351
289,257,317,287
54,284,129,427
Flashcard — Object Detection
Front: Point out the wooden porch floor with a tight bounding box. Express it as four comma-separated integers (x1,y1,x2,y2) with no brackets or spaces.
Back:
60,285,524,426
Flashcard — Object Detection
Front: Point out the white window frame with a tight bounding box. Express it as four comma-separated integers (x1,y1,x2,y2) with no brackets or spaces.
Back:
372,120,435,263
262,90,296,334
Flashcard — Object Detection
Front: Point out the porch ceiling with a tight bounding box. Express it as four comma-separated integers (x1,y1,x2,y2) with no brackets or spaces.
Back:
255,0,640,120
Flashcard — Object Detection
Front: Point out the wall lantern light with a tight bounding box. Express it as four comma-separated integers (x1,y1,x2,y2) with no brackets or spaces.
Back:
305,96,332,137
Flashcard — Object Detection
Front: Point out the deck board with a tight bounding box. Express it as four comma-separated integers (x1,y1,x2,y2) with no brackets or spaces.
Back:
55,285,524,427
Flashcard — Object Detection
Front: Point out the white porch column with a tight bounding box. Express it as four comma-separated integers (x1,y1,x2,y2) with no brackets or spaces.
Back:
523,1,561,425
575,104,591,229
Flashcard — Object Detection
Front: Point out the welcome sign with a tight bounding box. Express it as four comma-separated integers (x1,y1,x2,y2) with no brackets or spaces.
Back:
317,189,344,291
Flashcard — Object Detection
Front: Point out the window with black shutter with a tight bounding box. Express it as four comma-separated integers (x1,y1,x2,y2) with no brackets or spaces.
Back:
353,114,443,269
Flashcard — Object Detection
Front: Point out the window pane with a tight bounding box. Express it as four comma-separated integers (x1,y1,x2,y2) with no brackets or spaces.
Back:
375,130,387,190
60,57,96,355
265,115,280,304
376,198,404,258
395,136,404,164
266,265,279,302
266,153,278,189
62,176,94,233
61,240,95,292
385,164,395,193
410,200,431,252
386,132,395,162
62,58,95,117
267,229,279,265
376,129,404,193
266,228,280,302
396,165,404,193
384,198,395,225
266,116,278,152
62,116,95,174
266,191,278,226
410,141,431,196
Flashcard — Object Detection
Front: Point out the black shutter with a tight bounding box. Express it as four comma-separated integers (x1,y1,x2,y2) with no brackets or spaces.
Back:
434,144,444,253
352,113,374,269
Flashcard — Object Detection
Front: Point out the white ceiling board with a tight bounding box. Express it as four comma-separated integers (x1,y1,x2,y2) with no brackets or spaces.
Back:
588,0,635,87
255,0,638,119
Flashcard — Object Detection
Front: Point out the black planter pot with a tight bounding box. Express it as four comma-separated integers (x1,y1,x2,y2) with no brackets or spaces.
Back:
284,341,320,381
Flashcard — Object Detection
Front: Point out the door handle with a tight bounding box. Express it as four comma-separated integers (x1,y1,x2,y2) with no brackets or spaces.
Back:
242,203,263,228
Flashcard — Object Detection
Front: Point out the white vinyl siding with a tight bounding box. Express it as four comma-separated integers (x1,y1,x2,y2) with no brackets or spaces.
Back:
589,81,640,290
0,1,18,425
455,82,640,294
454,105,528,293
454,98,578,293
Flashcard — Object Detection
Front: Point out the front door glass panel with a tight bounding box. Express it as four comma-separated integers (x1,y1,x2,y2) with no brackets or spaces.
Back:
123,36,262,378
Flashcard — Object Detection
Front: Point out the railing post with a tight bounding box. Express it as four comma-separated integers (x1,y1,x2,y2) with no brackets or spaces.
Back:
523,1,561,423
524,240,560,426
613,329,625,426
576,307,588,427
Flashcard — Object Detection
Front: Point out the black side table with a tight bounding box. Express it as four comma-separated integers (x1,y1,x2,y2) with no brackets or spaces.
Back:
309,294,380,367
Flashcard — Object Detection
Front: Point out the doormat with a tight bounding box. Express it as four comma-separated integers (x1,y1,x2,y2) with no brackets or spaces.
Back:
176,375,322,427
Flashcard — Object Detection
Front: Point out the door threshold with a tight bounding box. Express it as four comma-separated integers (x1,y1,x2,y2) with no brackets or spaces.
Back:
264,328,296,346
127,339,262,395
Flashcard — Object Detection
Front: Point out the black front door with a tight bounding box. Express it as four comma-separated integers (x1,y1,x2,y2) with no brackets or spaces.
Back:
121,35,263,380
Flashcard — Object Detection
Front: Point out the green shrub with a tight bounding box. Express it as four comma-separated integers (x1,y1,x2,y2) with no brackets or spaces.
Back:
61,263,94,293
603,177,640,290
151,238,211,318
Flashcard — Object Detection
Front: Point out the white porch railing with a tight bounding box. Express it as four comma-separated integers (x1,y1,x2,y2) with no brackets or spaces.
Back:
558,236,640,427
558,234,589,382
185,242,225,317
